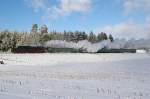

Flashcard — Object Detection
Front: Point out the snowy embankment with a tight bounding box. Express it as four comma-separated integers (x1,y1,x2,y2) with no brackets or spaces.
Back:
0,53,150,99
1,53,149,66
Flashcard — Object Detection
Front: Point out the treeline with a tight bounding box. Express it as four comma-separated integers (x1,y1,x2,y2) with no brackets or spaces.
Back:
0,24,114,51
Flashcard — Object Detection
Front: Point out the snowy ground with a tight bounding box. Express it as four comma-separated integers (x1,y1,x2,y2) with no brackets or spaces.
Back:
0,53,150,99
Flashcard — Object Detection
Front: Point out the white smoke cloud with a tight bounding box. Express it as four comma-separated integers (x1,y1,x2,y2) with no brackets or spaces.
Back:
44,40,111,53
95,21,150,39
44,39,150,53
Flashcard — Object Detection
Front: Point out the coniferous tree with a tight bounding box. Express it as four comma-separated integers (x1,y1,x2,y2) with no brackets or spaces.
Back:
40,25,48,34
97,33,103,41
29,24,40,45
109,34,114,42
103,33,108,40
97,32,108,42
89,31,96,43
82,31,88,40
11,32,18,50
31,24,38,33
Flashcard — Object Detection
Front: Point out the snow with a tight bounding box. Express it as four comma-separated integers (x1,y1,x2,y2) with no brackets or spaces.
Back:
0,53,150,99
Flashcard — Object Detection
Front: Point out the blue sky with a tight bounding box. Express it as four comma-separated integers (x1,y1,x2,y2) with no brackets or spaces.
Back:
0,0,150,39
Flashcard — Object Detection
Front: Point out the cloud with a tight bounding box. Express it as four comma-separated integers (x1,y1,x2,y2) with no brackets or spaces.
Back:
24,0,46,12
95,0,150,39
25,0,92,19
123,0,150,14
60,0,91,13
44,0,91,19
95,21,150,39
146,16,150,26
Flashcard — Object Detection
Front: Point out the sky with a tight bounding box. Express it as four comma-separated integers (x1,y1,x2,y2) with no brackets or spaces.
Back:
0,0,150,39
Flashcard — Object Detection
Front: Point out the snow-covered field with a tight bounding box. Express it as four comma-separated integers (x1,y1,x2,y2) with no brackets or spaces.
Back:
0,53,150,99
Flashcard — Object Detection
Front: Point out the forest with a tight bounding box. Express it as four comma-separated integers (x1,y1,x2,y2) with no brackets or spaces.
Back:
0,24,114,51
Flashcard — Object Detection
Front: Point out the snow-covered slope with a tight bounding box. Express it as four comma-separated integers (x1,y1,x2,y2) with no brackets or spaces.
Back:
1,53,149,66
0,53,150,99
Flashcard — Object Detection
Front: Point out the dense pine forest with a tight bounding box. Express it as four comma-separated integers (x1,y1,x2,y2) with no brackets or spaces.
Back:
0,24,114,51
